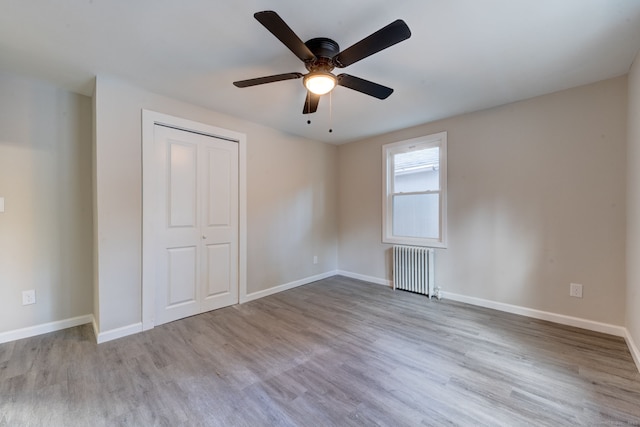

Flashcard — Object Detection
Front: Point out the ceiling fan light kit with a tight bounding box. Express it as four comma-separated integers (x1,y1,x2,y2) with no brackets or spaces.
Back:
233,10,411,114
304,72,336,95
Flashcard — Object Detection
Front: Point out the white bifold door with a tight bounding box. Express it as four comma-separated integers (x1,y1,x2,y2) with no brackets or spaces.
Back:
153,124,239,326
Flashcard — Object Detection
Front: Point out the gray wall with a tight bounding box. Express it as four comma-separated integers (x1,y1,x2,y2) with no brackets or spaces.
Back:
0,72,93,334
627,52,640,358
94,76,338,333
338,76,627,326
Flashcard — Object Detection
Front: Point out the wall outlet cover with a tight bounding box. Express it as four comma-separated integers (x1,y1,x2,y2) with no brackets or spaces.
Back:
569,283,583,298
22,289,36,305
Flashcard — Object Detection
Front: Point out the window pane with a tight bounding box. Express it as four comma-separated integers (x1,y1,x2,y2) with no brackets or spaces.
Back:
392,193,440,239
393,147,440,193
383,131,447,247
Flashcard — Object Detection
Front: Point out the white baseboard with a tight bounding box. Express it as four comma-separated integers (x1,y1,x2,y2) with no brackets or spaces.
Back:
337,270,392,287
94,321,143,344
92,316,99,341
442,291,626,337
625,329,640,373
0,314,93,344
242,270,339,303
93,322,142,344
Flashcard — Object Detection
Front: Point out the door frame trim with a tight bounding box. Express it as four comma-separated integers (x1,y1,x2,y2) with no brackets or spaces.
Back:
141,110,247,331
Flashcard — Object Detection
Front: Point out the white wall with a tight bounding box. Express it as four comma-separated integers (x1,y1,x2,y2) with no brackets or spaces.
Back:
0,72,93,334
94,76,338,333
339,76,627,326
627,52,640,361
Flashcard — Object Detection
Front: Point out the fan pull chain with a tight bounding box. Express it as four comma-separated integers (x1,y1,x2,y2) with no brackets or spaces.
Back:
303,91,334,133
328,91,333,133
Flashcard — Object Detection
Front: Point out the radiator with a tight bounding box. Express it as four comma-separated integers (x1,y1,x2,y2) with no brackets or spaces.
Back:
392,245,435,298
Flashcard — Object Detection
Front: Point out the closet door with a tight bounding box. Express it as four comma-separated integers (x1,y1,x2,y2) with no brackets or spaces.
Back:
154,125,238,326
199,137,239,313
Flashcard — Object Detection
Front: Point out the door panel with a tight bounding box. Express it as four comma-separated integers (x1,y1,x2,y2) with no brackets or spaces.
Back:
169,143,198,227
154,124,238,325
167,246,198,306
206,148,231,226
205,243,231,297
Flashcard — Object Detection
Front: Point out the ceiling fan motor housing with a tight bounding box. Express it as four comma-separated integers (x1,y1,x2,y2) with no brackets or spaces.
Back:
304,38,340,72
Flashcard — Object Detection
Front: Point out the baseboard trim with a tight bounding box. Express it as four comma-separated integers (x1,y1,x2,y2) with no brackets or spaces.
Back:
95,322,143,344
242,270,339,303
624,329,640,373
92,316,99,342
337,270,392,287
442,291,626,337
0,314,93,344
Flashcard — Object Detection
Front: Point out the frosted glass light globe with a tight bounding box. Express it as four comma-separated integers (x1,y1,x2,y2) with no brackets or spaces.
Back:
304,73,336,95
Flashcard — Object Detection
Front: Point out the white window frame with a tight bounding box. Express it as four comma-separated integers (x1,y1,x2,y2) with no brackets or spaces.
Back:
382,132,447,248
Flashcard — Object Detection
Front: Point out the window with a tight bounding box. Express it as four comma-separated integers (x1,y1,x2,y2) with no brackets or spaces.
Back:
382,132,447,248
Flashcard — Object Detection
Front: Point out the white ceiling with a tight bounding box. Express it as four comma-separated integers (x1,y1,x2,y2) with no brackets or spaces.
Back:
1,0,640,144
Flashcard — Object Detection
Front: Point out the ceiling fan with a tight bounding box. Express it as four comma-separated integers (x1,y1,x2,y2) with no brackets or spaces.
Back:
233,11,412,115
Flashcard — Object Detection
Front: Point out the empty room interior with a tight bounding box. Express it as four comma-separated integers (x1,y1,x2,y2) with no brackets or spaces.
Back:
2,1,640,425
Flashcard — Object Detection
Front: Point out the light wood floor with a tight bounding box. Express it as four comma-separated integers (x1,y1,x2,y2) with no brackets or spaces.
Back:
1,276,639,426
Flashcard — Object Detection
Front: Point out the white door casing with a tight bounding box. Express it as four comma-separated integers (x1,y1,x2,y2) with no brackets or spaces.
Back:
142,110,246,330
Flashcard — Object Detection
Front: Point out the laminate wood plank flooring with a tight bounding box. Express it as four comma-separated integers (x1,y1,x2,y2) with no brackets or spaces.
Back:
1,275,639,426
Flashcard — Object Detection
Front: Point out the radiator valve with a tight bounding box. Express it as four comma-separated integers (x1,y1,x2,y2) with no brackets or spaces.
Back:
434,287,442,300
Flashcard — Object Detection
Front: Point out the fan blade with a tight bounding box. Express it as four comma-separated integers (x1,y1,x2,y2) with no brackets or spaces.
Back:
303,92,320,114
233,72,303,88
254,11,316,62
333,20,411,68
337,74,393,99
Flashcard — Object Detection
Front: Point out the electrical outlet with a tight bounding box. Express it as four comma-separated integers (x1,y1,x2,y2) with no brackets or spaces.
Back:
22,289,36,305
569,283,583,298
313,255,318,264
